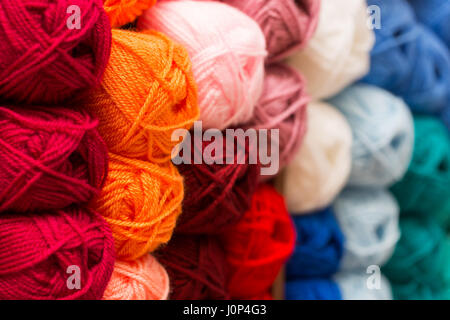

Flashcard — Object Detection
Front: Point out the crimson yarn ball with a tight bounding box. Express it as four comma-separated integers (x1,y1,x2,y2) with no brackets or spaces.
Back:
220,184,296,299
0,0,111,104
156,235,229,300
0,106,108,213
0,207,115,300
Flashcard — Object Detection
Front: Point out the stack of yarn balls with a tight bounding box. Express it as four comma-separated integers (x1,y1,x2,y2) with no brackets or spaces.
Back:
0,0,448,301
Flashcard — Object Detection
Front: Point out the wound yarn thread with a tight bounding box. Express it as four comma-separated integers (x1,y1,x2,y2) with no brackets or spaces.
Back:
286,278,342,300
0,0,111,104
0,106,108,213
138,0,266,129
103,0,156,28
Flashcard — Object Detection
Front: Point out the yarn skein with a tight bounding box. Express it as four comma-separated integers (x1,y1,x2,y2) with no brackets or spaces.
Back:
0,207,115,300
245,63,309,177
333,188,400,271
363,0,450,114
156,235,229,300
328,84,414,187
220,184,296,299
138,0,266,129
91,153,184,261
78,29,199,163
277,101,352,214
0,106,108,213
103,254,169,300
334,271,393,300
286,0,374,99
103,0,156,28
286,278,341,300
286,207,344,279
0,0,111,104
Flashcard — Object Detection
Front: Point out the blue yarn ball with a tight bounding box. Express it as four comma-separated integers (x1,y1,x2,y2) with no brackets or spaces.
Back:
286,278,342,300
334,271,393,300
409,0,450,48
364,0,450,114
328,84,414,187
333,188,400,271
286,207,344,279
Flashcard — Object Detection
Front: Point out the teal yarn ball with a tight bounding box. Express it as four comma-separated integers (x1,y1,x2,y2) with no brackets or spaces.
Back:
390,116,450,228
333,188,400,271
328,84,414,188
383,216,450,300
334,271,393,300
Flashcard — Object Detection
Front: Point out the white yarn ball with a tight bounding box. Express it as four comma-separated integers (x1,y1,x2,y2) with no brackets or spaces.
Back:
334,271,393,300
286,0,374,100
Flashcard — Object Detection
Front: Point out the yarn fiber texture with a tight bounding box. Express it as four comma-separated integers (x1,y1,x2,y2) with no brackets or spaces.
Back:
78,29,199,163
391,116,450,228
334,272,393,300
103,254,169,300
156,235,229,300
363,0,450,114
0,0,111,104
138,0,266,129
0,207,115,300
286,0,374,99
277,101,352,214
91,153,184,260
333,188,400,271
220,184,295,299
103,0,156,28
286,207,344,279
0,106,108,213
286,278,341,300
245,63,309,176
329,84,414,188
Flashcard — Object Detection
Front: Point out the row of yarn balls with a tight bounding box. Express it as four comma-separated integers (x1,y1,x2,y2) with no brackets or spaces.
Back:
0,0,448,300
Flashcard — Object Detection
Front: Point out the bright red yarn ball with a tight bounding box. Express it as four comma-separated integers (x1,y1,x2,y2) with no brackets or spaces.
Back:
0,106,108,213
0,0,111,104
220,184,296,299
0,207,115,300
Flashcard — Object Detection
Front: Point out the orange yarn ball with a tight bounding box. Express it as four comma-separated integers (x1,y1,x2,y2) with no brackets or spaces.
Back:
103,0,157,28
103,254,170,300
91,153,184,260
79,29,199,163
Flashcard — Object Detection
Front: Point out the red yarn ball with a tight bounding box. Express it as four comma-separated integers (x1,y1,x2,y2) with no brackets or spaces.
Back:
175,132,260,234
156,235,229,300
0,106,108,213
0,0,111,104
220,184,296,299
0,206,115,300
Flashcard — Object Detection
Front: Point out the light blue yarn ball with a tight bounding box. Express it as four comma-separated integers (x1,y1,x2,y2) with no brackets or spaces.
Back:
328,84,414,187
333,188,400,271
334,271,393,300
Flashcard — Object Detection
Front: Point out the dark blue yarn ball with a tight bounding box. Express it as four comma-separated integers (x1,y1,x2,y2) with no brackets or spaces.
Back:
286,278,342,300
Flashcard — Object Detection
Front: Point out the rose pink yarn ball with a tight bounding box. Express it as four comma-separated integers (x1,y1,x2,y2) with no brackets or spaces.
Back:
138,0,266,129
246,63,309,178
0,0,111,104
0,207,115,300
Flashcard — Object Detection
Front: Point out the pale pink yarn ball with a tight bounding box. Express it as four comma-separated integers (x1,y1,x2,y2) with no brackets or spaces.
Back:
138,0,266,129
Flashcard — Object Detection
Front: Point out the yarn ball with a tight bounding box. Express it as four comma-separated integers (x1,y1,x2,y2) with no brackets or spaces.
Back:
286,207,344,279
383,216,450,300
328,84,414,187
0,207,115,300
0,0,111,104
0,106,108,213
138,0,266,129
220,184,296,299
174,130,260,234
156,235,229,300
277,101,352,214
91,153,183,260
78,29,199,163
390,116,450,228
286,278,341,300
363,0,450,114
334,272,393,300
286,0,374,99
245,63,309,177
103,254,169,300
442,107,450,131
103,0,156,28
409,0,450,48
218,0,320,62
